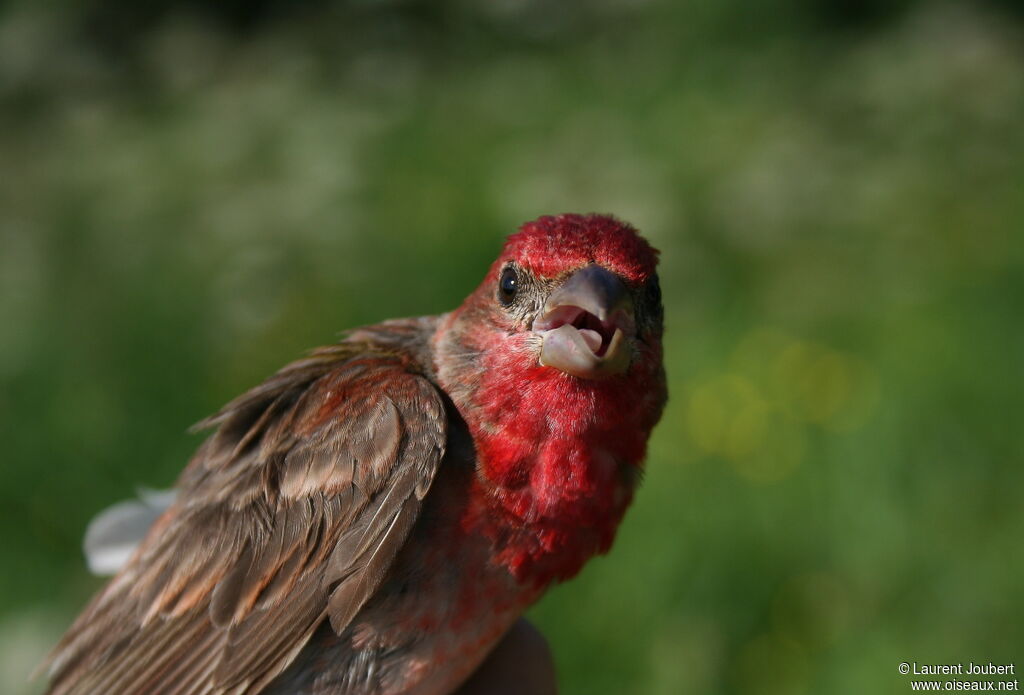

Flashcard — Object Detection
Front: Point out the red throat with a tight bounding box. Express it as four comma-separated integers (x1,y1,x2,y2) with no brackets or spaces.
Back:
453,333,665,587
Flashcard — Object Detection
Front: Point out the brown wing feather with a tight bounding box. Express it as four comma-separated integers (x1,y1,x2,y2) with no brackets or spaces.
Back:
46,336,447,695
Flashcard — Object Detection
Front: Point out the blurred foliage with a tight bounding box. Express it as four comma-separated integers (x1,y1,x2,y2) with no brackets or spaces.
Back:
2,1,1023,693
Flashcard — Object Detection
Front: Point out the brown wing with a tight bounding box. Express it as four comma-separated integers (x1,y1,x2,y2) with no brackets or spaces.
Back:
46,340,447,695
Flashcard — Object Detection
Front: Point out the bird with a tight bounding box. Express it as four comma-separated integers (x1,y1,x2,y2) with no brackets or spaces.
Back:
44,213,667,695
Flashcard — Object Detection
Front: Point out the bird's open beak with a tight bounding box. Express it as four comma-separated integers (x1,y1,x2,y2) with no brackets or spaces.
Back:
532,264,635,379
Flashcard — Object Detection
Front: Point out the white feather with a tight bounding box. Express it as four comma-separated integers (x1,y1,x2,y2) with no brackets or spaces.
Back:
83,489,177,576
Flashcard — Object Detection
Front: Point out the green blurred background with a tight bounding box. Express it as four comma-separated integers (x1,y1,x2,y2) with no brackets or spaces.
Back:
2,0,1022,693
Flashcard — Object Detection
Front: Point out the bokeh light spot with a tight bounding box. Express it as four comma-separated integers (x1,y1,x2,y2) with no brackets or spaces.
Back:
732,631,809,695
686,368,806,483
772,571,853,649
728,415,806,484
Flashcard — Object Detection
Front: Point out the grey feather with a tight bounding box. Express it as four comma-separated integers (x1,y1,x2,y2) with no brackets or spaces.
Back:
83,489,177,576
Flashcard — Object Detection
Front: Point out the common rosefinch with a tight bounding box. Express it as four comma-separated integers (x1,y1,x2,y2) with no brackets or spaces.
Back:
45,213,667,695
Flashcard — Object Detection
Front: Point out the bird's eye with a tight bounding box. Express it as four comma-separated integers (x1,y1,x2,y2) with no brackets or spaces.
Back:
498,266,519,305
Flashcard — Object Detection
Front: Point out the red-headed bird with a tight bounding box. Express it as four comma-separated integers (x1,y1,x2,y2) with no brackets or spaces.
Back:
45,214,667,695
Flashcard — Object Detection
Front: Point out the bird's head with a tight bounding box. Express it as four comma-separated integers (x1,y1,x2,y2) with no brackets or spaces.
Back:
438,213,663,384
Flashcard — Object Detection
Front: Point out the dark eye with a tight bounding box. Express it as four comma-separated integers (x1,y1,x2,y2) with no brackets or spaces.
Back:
498,266,519,305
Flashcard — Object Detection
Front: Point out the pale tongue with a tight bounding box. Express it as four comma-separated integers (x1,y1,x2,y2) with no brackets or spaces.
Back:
577,328,603,353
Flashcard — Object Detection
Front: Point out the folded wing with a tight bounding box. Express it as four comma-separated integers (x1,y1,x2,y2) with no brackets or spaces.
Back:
46,343,447,695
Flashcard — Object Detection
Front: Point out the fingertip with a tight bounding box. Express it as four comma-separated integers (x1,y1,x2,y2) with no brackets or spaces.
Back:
455,619,557,695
